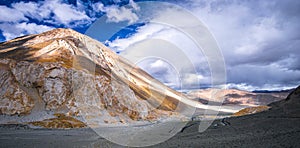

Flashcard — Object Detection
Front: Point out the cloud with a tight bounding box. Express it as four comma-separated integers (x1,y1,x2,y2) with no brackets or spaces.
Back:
227,63,300,87
92,2,105,12
105,6,138,24
225,83,298,91
102,0,139,24
137,59,180,89
108,0,300,90
188,0,300,65
150,60,165,68
17,22,54,34
0,0,142,41
44,0,91,26
11,2,42,21
10,0,92,26
0,22,54,40
107,24,167,51
186,0,300,90
89,0,140,24
182,73,210,88
0,5,27,22
0,0,95,40
108,6,217,90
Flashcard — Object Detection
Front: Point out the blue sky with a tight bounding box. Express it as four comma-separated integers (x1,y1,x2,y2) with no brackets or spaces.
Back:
0,0,300,91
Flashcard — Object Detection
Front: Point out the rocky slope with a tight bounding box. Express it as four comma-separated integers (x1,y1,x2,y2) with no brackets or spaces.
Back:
0,28,237,127
152,85,300,147
268,85,300,117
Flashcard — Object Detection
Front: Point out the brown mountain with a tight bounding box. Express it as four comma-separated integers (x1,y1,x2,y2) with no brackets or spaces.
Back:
0,28,238,127
187,88,289,107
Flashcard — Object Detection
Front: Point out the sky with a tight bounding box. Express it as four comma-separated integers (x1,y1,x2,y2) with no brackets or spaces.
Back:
0,0,299,91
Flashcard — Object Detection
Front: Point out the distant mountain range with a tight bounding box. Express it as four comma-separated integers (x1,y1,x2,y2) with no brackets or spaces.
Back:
187,88,291,107
252,89,294,93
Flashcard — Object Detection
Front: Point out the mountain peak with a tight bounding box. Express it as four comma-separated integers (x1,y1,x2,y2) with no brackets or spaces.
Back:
0,28,192,126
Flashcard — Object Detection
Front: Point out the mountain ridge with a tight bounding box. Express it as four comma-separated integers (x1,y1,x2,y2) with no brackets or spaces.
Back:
187,88,289,107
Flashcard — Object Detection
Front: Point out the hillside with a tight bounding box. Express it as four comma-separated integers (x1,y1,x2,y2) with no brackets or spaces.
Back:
0,28,238,128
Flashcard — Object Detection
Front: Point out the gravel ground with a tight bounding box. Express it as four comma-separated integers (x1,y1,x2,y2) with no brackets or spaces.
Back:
0,114,299,148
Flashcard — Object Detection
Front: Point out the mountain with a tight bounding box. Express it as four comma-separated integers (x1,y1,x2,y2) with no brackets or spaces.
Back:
0,28,237,127
187,88,289,107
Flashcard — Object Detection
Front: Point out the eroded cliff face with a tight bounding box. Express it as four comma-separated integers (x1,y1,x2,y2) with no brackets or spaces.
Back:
0,28,187,127
0,53,157,124
0,59,34,115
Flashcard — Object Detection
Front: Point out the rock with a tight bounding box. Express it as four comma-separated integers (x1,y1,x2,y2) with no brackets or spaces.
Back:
0,60,34,115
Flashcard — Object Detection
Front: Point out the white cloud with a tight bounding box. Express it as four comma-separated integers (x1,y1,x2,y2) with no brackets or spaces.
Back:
182,73,210,87
12,2,41,20
137,59,181,89
0,0,140,41
92,2,105,12
150,60,165,68
3,0,93,27
225,83,298,91
0,0,95,40
17,22,54,34
107,24,167,51
105,6,138,24
129,0,140,11
0,22,54,40
48,0,91,26
103,0,139,24
0,6,27,22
